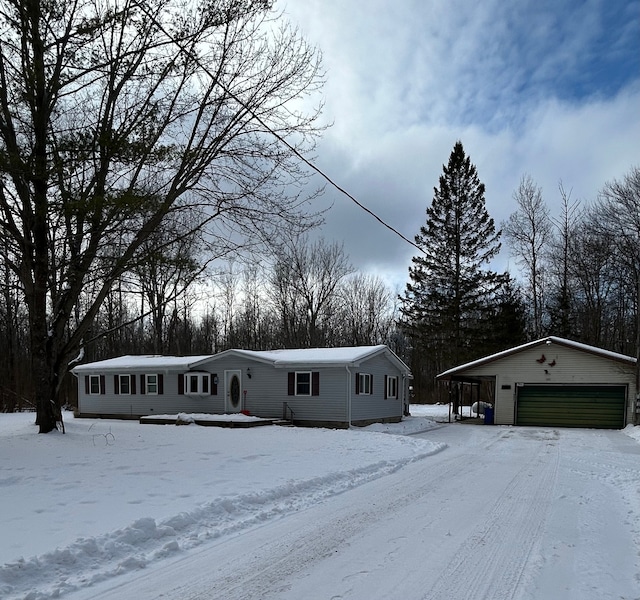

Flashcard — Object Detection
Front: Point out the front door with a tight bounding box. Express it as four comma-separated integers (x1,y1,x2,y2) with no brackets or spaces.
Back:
224,370,243,413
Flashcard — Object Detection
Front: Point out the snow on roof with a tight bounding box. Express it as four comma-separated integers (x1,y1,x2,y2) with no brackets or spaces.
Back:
437,336,636,379
213,345,410,373
71,355,214,372
226,345,392,366
71,346,411,373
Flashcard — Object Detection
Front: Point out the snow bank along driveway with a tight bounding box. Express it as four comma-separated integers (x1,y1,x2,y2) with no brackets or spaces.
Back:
2,412,640,599
0,411,443,599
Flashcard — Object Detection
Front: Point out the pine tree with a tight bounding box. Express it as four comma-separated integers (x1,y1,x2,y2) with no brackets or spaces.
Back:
489,276,528,352
400,141,506,378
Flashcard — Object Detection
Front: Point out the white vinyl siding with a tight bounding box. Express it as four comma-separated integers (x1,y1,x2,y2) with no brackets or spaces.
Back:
75,348,408,426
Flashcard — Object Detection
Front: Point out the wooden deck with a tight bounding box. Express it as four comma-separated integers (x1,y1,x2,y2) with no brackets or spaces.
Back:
140,415,277,428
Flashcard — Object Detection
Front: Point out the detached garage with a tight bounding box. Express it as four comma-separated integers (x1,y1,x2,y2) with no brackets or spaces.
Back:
437,337,638,429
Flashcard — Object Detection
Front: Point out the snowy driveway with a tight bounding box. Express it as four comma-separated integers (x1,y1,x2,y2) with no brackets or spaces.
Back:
68,424,640,600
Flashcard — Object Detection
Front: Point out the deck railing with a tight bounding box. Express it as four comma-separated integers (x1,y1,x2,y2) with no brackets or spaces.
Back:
282,402,295,422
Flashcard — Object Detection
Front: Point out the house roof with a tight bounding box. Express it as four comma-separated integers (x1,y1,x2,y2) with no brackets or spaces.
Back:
211,345,411,373
436,336,637,380
71,355,214,372
71,346,412,374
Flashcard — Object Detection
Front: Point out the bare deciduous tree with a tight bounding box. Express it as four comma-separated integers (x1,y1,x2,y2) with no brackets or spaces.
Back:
0,0,325,431
547,182,581,337
269,237,353,347
338,273,394,346
592,166,640,396
502,175,552,337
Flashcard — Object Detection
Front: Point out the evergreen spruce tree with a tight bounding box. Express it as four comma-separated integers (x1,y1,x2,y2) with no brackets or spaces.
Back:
489,275,528,352
400,141,507,384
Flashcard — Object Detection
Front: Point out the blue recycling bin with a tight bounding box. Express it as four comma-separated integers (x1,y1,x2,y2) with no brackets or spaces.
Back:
484,406,494,425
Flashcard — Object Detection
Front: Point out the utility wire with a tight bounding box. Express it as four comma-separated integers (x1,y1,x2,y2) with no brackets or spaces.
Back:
140,6,423,255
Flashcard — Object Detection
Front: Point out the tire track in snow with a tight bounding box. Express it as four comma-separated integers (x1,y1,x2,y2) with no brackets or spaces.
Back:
422,433,560,600
102,443,482,600
0,450,443,600
178,451,477,600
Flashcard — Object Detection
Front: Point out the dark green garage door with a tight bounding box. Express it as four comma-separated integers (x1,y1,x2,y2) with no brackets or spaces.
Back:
516,385,626,429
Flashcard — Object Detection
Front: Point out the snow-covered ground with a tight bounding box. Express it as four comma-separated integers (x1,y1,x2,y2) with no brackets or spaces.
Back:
2,405,640,599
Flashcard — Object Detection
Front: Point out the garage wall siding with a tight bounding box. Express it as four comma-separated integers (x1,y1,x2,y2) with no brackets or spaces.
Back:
451,344,637,426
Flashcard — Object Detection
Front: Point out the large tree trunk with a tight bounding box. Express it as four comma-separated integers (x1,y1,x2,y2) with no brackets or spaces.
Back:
31,256,62,433
33,341,60,433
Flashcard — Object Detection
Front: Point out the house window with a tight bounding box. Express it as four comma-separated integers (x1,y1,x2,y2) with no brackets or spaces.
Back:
296,372,311,396
386,376,398,399
119,374,131,394
89,375,101,395
287,372,319,396
146,374,158,395
357,373,372,395
181,372,212,396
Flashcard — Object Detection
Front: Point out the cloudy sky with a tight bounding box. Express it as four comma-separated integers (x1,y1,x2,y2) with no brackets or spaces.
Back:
276,0,640,289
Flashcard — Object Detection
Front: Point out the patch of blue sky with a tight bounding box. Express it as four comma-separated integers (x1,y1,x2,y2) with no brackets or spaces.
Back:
438,0,639,130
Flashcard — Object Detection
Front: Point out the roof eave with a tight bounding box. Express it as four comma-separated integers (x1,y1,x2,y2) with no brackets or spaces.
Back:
436,336,636,380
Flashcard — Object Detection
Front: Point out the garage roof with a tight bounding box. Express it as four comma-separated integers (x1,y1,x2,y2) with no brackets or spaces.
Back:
436,336,636,380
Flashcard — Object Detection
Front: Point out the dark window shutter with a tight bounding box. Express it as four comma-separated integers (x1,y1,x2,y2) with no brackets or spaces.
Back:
211,374,217,395
288,372,295,396
178,374,184,395
100,375,106,394
85,375,89,394
131,375,136,395
114,375,119,394
355,373,360,395
312,372,320,396
370,375,373,395
158,374,164,395
384,375,388,399
140,374,146,395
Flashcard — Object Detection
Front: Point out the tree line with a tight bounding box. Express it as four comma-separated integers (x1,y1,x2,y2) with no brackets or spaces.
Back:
399,142,640,401
1,0,638,425
3,147,637,410
0,235,406,411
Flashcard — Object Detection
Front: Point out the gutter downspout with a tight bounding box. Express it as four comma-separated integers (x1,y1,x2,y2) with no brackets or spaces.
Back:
402,374,408,417
345,365,352,428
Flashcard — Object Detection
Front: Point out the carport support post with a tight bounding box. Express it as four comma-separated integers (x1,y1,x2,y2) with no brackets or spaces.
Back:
453,383,460,417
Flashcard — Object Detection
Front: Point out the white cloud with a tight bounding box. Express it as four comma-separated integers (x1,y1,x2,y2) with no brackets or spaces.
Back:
276,0,640,286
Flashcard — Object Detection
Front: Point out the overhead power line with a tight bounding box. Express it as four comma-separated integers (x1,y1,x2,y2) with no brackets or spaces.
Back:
140,6,423,255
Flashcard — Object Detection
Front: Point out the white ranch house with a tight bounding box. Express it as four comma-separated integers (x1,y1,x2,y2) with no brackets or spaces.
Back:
437,336,638,429
72,345,412,428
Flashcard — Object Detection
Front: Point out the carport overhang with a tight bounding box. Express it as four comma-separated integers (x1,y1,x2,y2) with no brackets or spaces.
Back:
437,374,490,384
435,373,497,421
